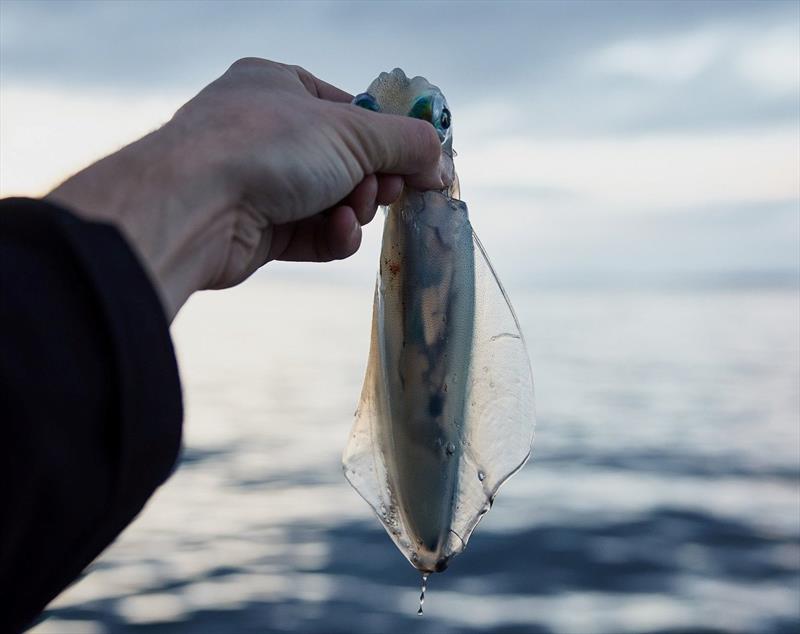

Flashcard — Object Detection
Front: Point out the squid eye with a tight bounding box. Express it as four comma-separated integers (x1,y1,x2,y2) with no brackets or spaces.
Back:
353,93,380,112
409,95,434,123
410,94,451,142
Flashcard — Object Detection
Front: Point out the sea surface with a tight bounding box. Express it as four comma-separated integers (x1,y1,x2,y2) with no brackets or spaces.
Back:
34,278,800,634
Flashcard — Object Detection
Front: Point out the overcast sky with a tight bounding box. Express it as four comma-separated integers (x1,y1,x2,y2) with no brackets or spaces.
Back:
1,0,798,287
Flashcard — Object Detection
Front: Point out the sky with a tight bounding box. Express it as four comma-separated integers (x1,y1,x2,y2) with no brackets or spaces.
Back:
0,0,798,288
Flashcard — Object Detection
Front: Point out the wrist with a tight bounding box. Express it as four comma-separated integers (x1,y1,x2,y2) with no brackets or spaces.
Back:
47,122,236,321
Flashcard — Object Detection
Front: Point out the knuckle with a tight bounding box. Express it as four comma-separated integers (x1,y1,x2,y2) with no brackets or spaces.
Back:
290,65,319,95
229,57,270,72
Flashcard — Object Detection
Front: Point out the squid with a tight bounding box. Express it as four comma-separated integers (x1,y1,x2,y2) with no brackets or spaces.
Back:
343,69,535,591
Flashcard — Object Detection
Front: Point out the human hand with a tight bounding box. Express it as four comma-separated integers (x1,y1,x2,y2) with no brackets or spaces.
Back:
48,58,446,320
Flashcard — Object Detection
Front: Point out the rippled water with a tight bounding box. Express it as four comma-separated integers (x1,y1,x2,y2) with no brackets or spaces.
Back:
34,278,800,633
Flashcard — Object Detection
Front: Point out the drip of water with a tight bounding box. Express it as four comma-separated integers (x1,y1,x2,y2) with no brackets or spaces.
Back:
417,573,429,615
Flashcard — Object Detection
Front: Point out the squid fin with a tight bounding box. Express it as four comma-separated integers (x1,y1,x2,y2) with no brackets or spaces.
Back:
343,282,414,559
447,229,536,549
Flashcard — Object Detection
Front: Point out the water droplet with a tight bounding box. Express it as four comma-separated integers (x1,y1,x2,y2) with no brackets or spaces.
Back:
417,573,429,615
445,442,455,455
478,471,486,481
380,505,387,516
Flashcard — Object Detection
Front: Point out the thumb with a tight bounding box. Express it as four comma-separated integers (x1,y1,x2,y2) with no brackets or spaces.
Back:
342,106,446,190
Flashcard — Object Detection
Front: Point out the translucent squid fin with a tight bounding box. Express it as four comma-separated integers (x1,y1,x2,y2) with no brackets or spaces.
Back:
342,281,415,560
447,229,536,550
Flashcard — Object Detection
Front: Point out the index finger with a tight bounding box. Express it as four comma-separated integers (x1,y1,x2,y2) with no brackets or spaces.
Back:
344,108,446,190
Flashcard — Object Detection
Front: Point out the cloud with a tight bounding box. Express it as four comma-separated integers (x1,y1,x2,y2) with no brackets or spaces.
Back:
1,1,796,147
587,21,800,95
1,0,797,285
457,127,799,211
0,86,180,197
462,192,800,287
734,24,800,96
1,1,795,101
589,30,725,83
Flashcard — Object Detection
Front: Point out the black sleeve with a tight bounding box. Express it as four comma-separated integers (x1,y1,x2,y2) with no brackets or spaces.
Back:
0,198,183,632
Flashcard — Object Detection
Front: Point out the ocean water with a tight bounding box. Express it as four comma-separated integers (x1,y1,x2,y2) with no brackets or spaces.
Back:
34,278,799,634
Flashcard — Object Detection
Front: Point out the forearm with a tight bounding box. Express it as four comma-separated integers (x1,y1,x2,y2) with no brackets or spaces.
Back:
47,122,233,321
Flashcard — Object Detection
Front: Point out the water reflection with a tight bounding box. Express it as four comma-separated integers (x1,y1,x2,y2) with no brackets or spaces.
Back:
35,281,800,633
